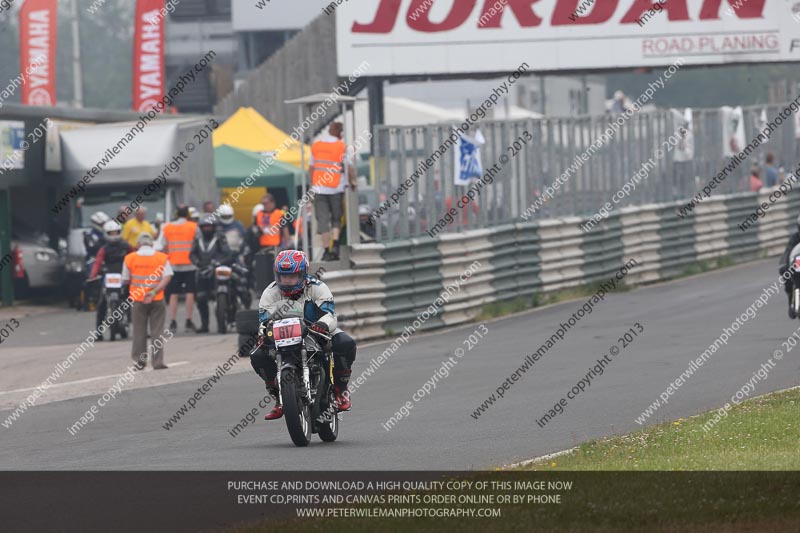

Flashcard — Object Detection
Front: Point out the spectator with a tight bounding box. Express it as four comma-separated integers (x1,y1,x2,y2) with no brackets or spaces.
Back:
156,205,199,333
117,205,131,225
610,90,628,116
309,122,357,261
202,201,215,214
764,153,779,188
749,165,763,192
122,207,157,248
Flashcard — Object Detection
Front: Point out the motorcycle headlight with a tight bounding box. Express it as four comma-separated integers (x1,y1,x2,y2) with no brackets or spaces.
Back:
35,251,55,262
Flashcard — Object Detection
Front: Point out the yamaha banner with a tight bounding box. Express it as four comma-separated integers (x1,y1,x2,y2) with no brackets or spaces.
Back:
132,0,166,113
18,0,57,107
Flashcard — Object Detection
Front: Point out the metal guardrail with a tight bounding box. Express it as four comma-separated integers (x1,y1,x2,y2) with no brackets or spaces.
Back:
371,102,800,242
329,189,798,341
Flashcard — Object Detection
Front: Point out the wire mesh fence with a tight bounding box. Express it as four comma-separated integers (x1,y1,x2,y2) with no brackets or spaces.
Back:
368,102,800,241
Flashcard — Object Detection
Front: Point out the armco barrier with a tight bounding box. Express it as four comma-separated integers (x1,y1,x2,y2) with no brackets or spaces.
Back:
331,190,797,341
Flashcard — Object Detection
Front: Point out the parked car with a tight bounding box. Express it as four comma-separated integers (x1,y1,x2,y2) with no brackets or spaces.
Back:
9,234,63,296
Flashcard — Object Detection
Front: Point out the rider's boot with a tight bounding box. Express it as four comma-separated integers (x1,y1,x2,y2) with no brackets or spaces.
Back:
334,369,351,411
264,380,283,420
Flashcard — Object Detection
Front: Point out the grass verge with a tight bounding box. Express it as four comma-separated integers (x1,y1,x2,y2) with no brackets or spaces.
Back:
229,388,800,533
519,386,800,471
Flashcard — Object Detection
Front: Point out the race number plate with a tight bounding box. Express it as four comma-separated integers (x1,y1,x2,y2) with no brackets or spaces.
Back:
273,317,302,347
104,273,123,289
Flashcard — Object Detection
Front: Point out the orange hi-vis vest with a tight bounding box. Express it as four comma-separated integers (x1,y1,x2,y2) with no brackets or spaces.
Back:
311,139,346,188
162,221,197,265
124,251,169,302
258,209,284,247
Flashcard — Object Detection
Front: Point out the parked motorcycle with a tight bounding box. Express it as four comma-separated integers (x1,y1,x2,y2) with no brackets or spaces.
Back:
250,315,339,447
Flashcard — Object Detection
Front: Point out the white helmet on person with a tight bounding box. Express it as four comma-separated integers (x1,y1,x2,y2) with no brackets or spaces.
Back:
188,206,199,221
102,220,122,243
219,204,235,224
90,212,110,232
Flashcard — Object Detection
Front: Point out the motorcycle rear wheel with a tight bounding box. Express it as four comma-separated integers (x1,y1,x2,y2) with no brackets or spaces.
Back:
281,368,311,447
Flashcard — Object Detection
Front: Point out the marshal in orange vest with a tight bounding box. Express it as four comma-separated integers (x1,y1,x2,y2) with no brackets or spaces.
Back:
162,221,197,265
311,139,346,189
124,251,169,302
257,209,285,247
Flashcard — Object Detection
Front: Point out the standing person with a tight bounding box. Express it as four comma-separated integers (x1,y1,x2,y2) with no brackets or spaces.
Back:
202,201,215,214
749,165,763,192
123,233,173,370
764,153,779,188
190,215,232,334
256,194,290,252
89,220,134,338
157,205,199,333
122,207,156,248
117,205,131,226
309,122,357,261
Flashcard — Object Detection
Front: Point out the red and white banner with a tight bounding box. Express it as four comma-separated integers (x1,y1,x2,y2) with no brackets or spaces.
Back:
337,0,789,76
19,0,57,107
133,0,166,113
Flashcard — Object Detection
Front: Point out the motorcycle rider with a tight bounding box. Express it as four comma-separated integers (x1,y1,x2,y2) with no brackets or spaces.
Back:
190,215,233,334
84,212,110,259
88,220,134,337
780,214,800,318
252,250,356,420
218,203,247,254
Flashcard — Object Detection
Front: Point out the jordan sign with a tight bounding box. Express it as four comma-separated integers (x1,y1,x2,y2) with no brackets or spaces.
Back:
19,0,57,107
133,0,166,113
336,0,788,76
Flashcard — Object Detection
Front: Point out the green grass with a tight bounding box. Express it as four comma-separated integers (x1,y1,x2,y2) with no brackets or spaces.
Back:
230,389,800,533
521,387,800,471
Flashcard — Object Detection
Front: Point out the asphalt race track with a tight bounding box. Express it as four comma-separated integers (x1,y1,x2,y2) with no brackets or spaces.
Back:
1,258,798,470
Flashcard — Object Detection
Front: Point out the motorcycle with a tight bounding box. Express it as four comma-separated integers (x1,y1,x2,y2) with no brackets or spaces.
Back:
789,243,800,317
102,272,129,341
250,315,339,447
210,262,251,334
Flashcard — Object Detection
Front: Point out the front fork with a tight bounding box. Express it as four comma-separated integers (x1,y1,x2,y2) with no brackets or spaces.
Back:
794,287,799,316
277,351,313,404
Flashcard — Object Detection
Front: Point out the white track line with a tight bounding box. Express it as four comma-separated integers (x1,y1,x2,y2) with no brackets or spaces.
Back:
0,361,190,395
502,447,578,470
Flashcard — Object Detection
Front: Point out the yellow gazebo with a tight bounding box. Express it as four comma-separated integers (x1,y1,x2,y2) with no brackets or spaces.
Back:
212,107,311,167
213,107,312,219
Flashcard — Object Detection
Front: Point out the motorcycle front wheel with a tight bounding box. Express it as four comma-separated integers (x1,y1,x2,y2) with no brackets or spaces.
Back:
317,384,339,443
281,368,312,447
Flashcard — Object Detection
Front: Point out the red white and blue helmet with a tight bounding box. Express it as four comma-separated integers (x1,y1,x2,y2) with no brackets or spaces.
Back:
274,249,308,297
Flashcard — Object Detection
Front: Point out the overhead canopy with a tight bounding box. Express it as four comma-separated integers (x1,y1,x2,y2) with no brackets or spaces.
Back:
212,107,310,168
215,144,304,189
61,120,188,186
